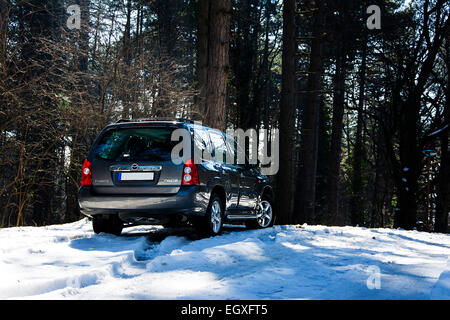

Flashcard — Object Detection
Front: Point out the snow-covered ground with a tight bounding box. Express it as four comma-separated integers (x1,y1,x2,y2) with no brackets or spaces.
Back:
0,219,449,300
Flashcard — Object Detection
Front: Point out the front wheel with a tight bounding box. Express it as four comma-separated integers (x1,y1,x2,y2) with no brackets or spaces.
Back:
194,194,224,238
246,197,275,229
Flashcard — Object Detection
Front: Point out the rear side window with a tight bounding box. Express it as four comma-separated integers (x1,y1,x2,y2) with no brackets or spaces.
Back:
209,130,227,163
224,134,238,165
92,127,177,162
193,127,213,160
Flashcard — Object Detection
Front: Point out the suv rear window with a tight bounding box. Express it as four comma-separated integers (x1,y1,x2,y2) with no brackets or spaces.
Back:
92,127,177,162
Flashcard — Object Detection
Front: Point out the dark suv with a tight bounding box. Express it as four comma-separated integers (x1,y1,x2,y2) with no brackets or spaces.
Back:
78,118,274,237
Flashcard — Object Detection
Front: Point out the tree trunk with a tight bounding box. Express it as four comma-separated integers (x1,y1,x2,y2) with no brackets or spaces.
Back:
327,47,346,224
204,0,231,131
121,0,132,119
435,34,450,233
261,1,271,130
395,109,420,230
236,0,256,130
296,0,325,223
350,40,367,226
22,0,63,225
65,0,90,223
276,0,296,224
371,125,393,228
0,0,7,74
197,0,209,116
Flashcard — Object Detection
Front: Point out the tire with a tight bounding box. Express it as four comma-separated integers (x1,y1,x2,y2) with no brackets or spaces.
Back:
92,215,123,236
195,194,224,238
246,195,275,229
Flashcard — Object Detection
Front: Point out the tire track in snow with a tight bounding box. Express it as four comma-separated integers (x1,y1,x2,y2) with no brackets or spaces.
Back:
1,219,449,299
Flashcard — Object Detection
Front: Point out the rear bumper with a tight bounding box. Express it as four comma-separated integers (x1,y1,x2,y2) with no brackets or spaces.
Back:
78,185,210,219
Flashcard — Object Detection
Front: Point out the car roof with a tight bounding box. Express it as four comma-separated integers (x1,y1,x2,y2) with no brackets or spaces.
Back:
117,117,194,124
105,118,219,132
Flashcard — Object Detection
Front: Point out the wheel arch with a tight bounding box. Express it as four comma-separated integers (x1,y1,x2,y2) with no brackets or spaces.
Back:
261,185,273,201
211,184,226,209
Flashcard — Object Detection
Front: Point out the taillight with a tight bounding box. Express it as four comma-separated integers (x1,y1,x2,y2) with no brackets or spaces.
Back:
182,159,199,185
81,159,92,186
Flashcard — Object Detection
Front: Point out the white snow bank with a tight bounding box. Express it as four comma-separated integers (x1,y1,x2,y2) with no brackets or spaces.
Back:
0,219,449,300
431,258,450,299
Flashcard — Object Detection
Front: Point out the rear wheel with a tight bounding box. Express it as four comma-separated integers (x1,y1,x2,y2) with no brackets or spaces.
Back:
92,215,123,236
246,196,274,229
195,194,223,238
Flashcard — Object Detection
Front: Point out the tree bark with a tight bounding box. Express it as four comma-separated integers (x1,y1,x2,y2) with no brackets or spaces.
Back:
236,0,255,130
327,46,346,224
276,0,296,224
350,39,367,226
204,0,231,131
296,0,325,223
197,0,209,117
121,0,132,119
435,33,450,233
0,0,7,75
65,0,90,223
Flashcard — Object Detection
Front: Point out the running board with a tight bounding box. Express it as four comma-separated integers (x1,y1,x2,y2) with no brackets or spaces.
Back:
226,214,257,220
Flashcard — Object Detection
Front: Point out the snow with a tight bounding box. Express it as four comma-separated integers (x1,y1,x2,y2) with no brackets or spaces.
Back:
0,219,449,300
431,258,450,299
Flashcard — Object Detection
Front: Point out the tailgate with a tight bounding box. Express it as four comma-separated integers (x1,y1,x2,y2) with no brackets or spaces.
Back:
89,125,186,195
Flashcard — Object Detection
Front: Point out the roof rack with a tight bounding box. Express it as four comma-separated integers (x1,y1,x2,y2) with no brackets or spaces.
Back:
116,117,195,124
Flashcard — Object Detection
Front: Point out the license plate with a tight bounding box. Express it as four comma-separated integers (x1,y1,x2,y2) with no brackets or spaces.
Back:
118,172,154,181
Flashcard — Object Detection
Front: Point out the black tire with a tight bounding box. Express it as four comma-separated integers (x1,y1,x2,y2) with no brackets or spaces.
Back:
246,195,275,229
92,215,123,236
194,194,224,238
162,216,181,229
92,215,106,234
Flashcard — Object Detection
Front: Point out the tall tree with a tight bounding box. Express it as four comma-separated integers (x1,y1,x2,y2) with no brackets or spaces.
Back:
327,42,347,224
120,0,132,119
390,0,449,229
204,0,231,131
197,0,209,117
0,0,7,73
350,39,367,226
233,0,259,130
65,0,91,222
276,0,296,224
19,0,64,225
435,31,450,233
296,0,326,223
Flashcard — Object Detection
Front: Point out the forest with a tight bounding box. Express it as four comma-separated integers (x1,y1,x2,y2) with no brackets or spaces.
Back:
0,0,448,233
